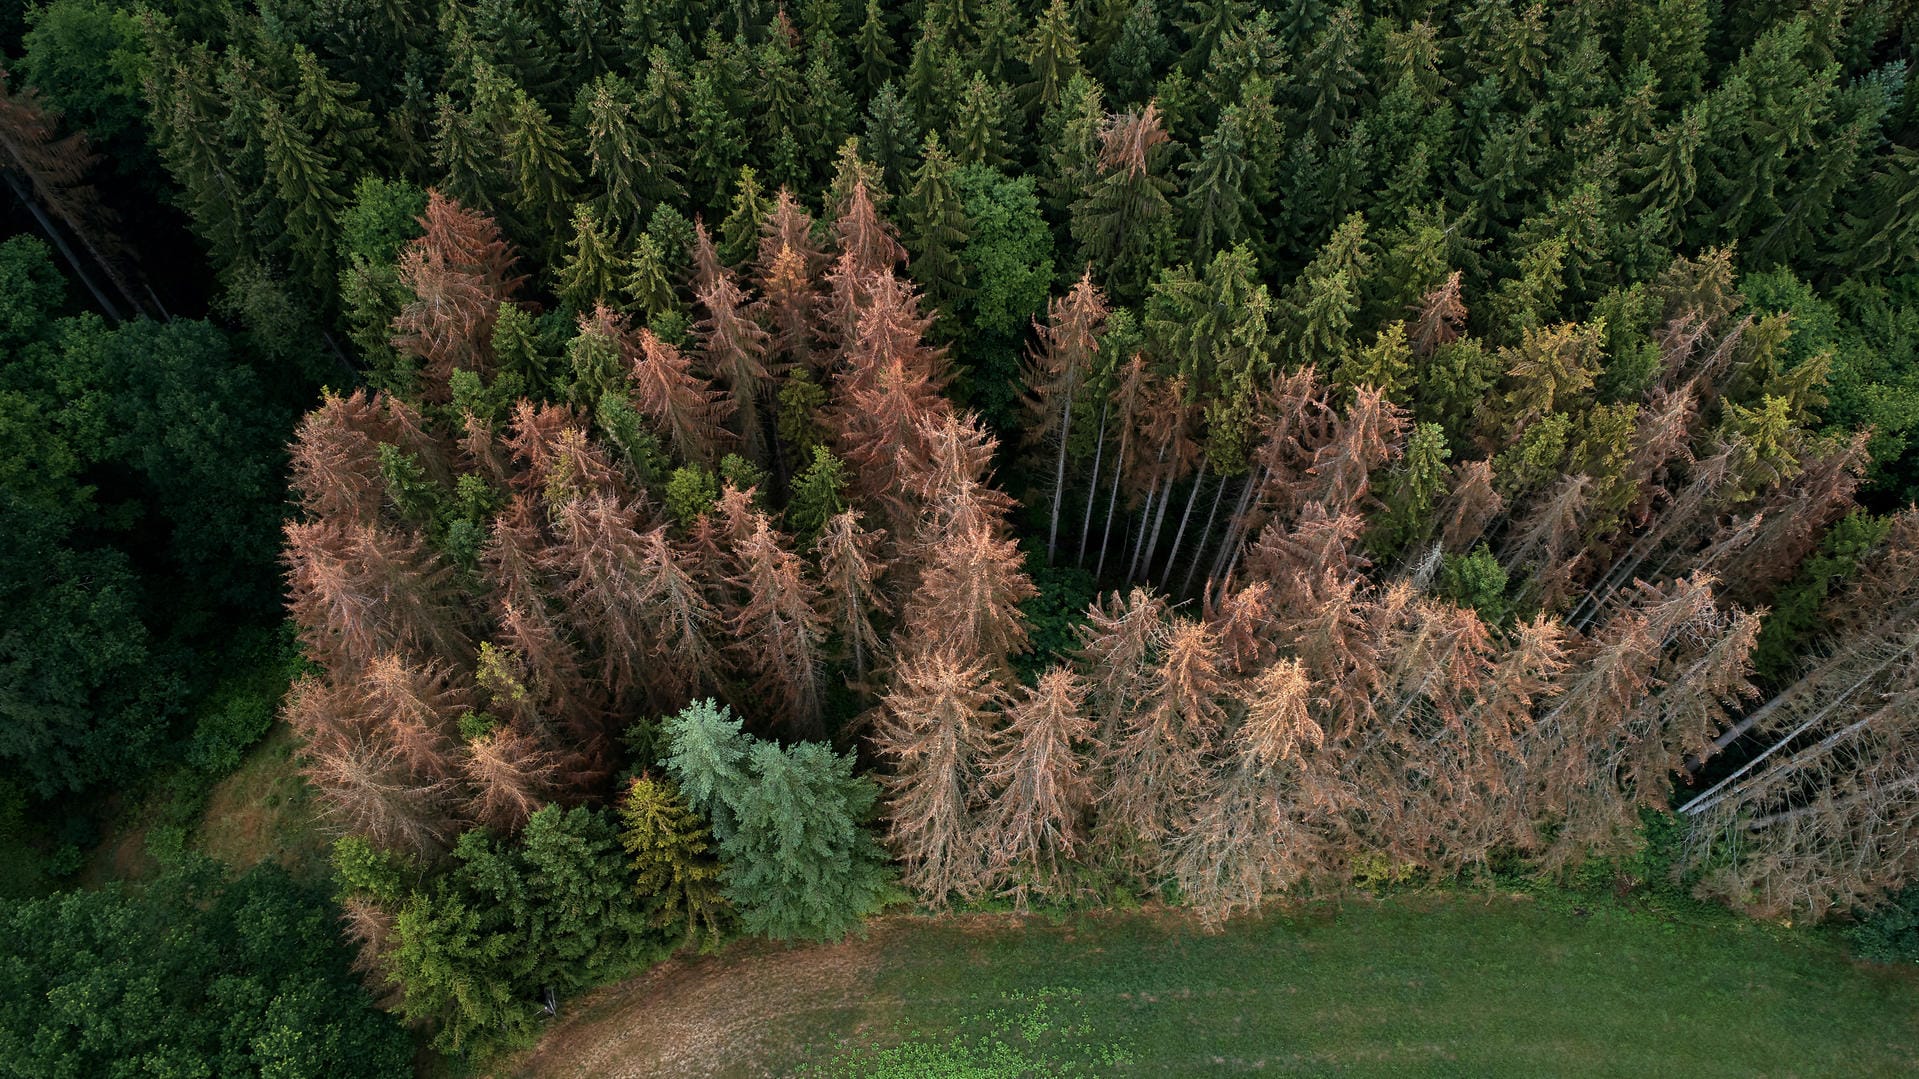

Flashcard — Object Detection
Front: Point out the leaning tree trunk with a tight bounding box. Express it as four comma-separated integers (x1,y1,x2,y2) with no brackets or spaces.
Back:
1127,475,1162,581
1137,461,1180,584
1206,468,1266,592
1047,378,1077,562
1159,458,1209,588
1181,468,1233,595
1679,633,1919,817
1077,402,1108,567
1125,440,1169,581
1096,420,1133,580
5,172,122,320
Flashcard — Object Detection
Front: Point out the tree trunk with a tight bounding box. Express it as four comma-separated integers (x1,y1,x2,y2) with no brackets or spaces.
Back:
1127,476,1161,581
1125,440,1169,581
1138,462,1178,584
144,281,171,321
1217,547,1245,607
1689,704,1894,821
1077,402,1108,567
1048,382,1075,562
1181,468,1232,596
1096,420,1132,581
1206,469,1265,592
1676,645,1913,818
1161,459,1209,589
1743,774,1919,829
7,172,122,321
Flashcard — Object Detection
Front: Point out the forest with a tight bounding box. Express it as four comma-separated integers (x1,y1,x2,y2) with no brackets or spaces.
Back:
0,0,1916,1071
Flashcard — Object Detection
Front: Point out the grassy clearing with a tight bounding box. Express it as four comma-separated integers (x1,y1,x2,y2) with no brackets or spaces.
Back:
61,625,332,891
518,894,1919,1077
191,723,332,878
71,722,330,887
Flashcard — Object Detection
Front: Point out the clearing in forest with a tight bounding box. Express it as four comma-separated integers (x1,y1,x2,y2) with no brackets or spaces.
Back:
510,895,1919,1077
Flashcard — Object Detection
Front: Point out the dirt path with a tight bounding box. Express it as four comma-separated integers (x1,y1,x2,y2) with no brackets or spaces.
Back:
507,921,909,1078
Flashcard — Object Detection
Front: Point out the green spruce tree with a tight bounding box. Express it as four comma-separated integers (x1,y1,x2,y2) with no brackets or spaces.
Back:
902,133,974,316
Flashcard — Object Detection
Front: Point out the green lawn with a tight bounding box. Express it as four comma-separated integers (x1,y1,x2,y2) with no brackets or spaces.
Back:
777,896,1918,1077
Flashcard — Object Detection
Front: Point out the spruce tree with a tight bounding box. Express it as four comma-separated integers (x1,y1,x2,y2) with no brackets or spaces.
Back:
1094,617,1227,877
717,165,770,267
723,739,890,941
663,703,891,941
1178,106,1254,259
502,88,579,241
685,67,746,202
1024,272,1109,558
557,204,619,310
1038,73,1105,221
972,0,1024,83
257,97,348,293
1171,656,1320,923
289,45,376,178
979,666,1094,905
727,514,830,736
800,55,857,184
148,46,250,281
862,81,922,194
583,73,682,235
636,46,689,136
430,94,505,219
620,232,680,322
620,774,730,949
1103,0,1171,103
904,24,960,134
753,25,808,166
948,73,1012,169
1070,103,1178,303
854,0,899,97
1176,0,1249,75
1293,4,1363,138
901,134,973,317
874,651,1001,905
1021,0,1082,115
815,509,891,680
513,804,657,990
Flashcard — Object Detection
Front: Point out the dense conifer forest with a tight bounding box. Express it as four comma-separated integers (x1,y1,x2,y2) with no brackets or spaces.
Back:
1,0,1917,1070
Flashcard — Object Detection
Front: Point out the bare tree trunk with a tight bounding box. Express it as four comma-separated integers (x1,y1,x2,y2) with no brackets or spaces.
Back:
1573,545,1656,631
1677,645,1913,818
1126,441,1169,581
1077,402,1108,567
1127,477,1161,581
1743,774,1919,829
1686,705,1891,820
1096,469,1123,579
1217,547,1245,607
1047,385,1075,562
1181,468,1233,595
1571,468,1728,629
1207,469,1265,591
1096,417,1133,581
1138,464,1178,585
7,172,122,321
1161,459,1209,589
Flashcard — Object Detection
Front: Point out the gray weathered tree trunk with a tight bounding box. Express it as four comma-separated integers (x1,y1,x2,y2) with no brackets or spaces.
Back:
1077,402,1108,566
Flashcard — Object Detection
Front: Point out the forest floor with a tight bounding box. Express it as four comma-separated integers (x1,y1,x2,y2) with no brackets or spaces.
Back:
190,723,333,878
507,894,1919,1078
77,722,332,889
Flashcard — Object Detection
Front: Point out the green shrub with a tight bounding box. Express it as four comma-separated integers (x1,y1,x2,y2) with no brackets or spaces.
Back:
1849,885,1919,964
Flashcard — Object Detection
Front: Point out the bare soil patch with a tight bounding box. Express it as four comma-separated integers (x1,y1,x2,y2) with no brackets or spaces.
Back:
508,922,913,1078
